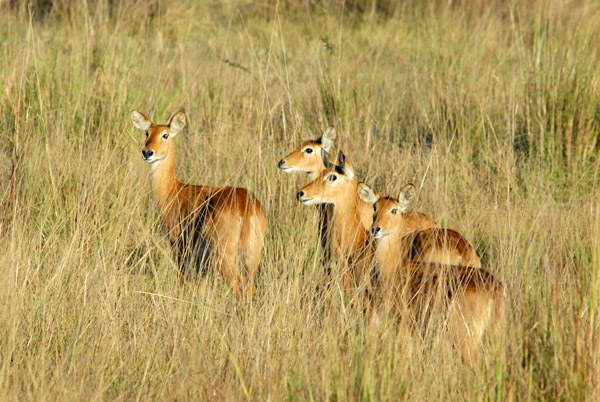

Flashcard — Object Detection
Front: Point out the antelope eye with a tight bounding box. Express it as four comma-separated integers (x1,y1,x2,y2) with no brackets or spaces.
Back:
162,133,169,140
304,148,313,154
390,208,398,215
145,131,149,138
328,175,337,182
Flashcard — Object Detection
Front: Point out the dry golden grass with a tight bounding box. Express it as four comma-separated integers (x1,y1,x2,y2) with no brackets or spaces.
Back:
0,0,599,399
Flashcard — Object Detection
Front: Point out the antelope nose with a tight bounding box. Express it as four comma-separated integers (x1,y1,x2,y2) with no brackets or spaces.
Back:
278,159,285,169
371,226,381,236
296,191,305,201
142,149,154,159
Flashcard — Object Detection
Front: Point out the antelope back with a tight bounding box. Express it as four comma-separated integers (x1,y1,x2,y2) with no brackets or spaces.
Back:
402,228,482,268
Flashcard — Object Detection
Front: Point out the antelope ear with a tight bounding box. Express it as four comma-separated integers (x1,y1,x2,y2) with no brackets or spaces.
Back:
321,127,336,152
321,149,332,168
358,183,379,204
168,111,187,136
337,151,354,181
398,183,416,211
131,110,151,131
337,150,345,169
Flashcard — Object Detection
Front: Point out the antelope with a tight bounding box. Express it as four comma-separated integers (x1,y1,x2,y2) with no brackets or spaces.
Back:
278,128,337,264
296,152,383,299
359,186,502,366
131,110,267,302
388,260,504,367
359,184,499,366
279,130,436,267
278,127,336,180
358,183,481,285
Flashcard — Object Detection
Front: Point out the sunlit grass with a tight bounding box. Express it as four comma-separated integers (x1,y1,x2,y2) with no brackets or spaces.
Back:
0,0,599,399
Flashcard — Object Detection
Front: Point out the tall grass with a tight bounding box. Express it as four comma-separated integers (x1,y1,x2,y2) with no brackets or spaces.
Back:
0,0,599,399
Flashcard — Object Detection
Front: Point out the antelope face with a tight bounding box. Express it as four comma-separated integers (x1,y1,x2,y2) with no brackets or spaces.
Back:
278,128,336,178
370,198,404,239
369,184,416,239
141,124,172,164
278,140,325,176
296,150,355,206
131,110,186,167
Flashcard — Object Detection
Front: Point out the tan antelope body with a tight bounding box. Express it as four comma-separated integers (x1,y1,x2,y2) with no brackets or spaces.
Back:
389,260,504,366
296,152,438,289
280,132,436,270
360,184,500,366
296,152,375,292
359,184,480,285
131,110,267,302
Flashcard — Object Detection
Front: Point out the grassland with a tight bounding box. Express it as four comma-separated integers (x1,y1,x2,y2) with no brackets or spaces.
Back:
0,0,599,400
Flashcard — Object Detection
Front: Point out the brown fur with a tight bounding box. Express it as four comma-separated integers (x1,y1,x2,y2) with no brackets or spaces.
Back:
296,155,374,295
279,132,389,273
372,197,480,286
369,191,499,367
389,261,505,367
132,111,267,302
404,228,482,267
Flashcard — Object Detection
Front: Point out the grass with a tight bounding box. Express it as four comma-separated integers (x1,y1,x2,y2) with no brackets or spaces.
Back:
0,0,599,399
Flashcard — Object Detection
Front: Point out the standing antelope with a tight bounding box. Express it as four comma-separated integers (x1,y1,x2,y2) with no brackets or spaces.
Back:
279,131,436,267
388,260,504,366
359,185,502,366
358,183,481,285
296,151,438,290
131,110,267,302
358,183,501,366
295,152,375,294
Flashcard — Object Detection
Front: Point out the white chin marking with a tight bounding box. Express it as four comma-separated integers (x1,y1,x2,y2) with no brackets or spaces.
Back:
280,167,310,174
145,158,165,171
300,198,315,206
374,232,391,239
144,156,165,164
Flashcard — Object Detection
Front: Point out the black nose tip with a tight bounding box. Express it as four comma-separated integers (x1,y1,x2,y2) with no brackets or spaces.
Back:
371,226,381,236
278,159,285,168
142,149,154,159
296,191,305,201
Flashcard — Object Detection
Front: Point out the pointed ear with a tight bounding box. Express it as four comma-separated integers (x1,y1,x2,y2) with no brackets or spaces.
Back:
168,111,187,136
337,150,345,170
398,183,416,211
338,151,354,180
131,110,151,131
358,183,379,204
321,127,336,152
321,148,332,168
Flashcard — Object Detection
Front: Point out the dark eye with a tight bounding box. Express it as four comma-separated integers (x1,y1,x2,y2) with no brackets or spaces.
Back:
373,205,377,212
162,133,169,140
390,209,398,215
328,175,337,182
145,131,149,138
305,148,313,154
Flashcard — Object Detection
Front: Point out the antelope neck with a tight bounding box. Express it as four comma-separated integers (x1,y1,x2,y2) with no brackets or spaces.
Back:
150,153,182,212
374,232,402,276
330,187,368,248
